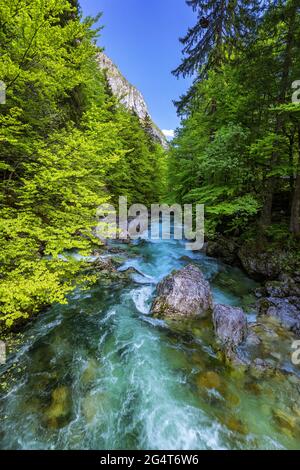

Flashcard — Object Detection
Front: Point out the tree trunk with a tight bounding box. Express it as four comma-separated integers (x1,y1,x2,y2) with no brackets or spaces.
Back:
215,0,225,67
260,180,274,228
288,132,295,197
290,130,300,236
290,174,300,235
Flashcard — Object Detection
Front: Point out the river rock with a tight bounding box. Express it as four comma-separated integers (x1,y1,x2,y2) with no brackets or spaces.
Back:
205,236,238,264
92,257,117,272
258,296,300,335
196,371,223,391
265,275,300,298
151,264,213,318
257,274,300,335
222,415,248,435
273,409,300,437
213,304,248,351
238,244,286,280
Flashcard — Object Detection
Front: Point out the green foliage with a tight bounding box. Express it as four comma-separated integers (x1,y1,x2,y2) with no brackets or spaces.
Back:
0,0,166,330
106,109,167,205
170,0,300,238
173,0,263,112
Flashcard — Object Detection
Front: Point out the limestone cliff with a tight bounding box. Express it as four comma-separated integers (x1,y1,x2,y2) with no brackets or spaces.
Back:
96,52,168,149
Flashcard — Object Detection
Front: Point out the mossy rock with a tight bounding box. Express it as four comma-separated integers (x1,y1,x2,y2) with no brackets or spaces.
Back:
225,391,241,407
223,415,248,435
191,351,206,369
229,365,247,380
196,371,223,392
273,409,300,437
292,405,300,418
244,380,262,396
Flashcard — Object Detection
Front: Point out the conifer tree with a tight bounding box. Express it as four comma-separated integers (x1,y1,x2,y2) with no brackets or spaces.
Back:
173,0,263,113
169,0,300,242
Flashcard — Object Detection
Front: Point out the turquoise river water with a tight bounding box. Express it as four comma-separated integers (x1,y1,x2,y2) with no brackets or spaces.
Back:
0,235,300,449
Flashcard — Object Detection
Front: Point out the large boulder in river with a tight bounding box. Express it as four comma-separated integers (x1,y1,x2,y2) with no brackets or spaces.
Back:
151,264,213,318
213,304,248,351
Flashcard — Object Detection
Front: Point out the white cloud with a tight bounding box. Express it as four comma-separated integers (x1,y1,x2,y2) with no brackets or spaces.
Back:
162,129,175,139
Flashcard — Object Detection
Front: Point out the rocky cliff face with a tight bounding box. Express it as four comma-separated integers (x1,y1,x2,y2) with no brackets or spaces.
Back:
96,52,168,149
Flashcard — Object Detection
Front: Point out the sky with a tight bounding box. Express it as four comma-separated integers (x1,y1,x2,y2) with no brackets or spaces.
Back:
80,0,196,136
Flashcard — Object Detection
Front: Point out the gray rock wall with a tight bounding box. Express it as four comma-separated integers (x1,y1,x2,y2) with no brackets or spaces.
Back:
96,52,168,149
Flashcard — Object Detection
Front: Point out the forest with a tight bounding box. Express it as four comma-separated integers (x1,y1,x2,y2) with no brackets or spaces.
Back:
0,0,299,332
0,0,166,330
170,0,300,243
1,0,300,453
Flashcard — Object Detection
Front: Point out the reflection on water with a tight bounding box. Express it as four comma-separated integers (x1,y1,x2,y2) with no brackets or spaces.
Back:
0,237,300,450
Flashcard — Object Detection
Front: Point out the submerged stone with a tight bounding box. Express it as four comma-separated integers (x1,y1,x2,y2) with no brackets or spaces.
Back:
82,393,99,423
225,391,241,407
197,371,222,391
229,367,247,380
273,409,300,438
191,351,206,369
82,358,99,385
223,415,248,435
213,304,248,349
258,296,300,335
44,386,72,429
244,380,262,396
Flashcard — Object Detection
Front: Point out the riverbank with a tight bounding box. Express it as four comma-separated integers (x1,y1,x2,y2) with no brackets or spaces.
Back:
1,234,300,449
205,234,300,337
